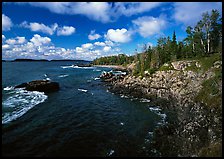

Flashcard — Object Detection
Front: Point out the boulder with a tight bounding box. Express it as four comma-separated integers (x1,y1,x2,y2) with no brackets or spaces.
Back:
15,80,59,93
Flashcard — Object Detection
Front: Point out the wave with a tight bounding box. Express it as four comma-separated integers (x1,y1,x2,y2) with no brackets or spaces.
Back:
3,86,14,91
2,88,48,124
93,69,101,72
58,74,69,78
94,77,100,80
107,149,115,156
140,98,151,103
148,106,167,125
61,65,95,69
78,88,88,92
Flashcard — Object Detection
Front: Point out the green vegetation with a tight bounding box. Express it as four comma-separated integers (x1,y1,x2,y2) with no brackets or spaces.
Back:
194,59,222,108
93,10,222,77
93,54,134,66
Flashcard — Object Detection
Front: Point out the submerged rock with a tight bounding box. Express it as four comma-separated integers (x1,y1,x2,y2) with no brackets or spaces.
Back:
15,80,59,93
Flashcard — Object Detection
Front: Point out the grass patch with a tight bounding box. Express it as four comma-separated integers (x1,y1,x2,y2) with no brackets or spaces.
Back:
194,67,222,108
159,62,174,71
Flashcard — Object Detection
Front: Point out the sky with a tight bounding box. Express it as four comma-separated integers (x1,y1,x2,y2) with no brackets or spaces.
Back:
2,2,222,61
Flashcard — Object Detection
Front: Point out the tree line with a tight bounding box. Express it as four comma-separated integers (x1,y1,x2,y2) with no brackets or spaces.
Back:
93,10,222,76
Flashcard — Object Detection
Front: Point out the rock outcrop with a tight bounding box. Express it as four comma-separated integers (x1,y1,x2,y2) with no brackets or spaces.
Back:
15,80,59,93
100,60,222,157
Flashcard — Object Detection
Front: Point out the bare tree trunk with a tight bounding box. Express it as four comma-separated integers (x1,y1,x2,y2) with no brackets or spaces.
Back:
200,39,206,52
207,32,210,53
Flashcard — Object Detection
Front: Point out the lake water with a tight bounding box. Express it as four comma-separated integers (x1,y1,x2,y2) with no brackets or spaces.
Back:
2,61,167,157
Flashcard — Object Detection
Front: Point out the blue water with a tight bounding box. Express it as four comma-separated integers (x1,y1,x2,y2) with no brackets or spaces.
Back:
2,61,167,157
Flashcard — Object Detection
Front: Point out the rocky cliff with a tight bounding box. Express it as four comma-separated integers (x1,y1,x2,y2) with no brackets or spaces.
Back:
101,58,222,157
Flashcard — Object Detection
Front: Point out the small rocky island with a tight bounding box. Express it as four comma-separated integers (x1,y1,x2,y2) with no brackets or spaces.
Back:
15,80,60,93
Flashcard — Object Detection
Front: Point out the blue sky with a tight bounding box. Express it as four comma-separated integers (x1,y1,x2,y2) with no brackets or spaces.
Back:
2,2,222,60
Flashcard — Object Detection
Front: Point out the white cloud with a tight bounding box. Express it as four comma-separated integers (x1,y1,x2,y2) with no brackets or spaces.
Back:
2,34,123,61
2,44,10,49
103,46,111,52
6,39,16,45
81,43,93,49
105,28,132,43
19,2,111,23
94,41,106,46
113,2,162,17
5,36,26,45
88,30,101,40
12,2,164,23
132,16,166,37
57,26,76,36
20,21,75,36
173,2,222,26
2,14,13,31
30,34,51,46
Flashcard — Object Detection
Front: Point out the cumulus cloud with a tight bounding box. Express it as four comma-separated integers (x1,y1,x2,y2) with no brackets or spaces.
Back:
173,2,222,26
21,21,57,35
2,34,123,61
6,36,26,45
81,43,93,49
105,28,132,43
94,41,106,46
30,34,51,46
2,34,76,60
132,16,167,37
2,14,13,31
103,46,111,52
57,26,76,36
20,21,75,36
88,30,101,40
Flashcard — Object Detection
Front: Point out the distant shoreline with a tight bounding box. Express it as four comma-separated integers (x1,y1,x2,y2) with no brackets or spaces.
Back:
2,59,92,62
93,65,127,69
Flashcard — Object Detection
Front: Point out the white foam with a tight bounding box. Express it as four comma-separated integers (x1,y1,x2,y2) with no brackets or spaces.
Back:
148,107,161,112
2,88,48,124
148,106,167,125
93,69,101,72
120,95,128,98
107,149,115,156
3,86,14,91
120,122,124,125
61,65,94,69
94,77,100,80
58,74,69,78
78,88,88,92
140,98,151,103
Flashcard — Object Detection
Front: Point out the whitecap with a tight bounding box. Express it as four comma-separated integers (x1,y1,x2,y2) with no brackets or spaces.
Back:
93,69,101,72
148,106,167,125
107,149,115,156
3,86,14,91
120,122,124,125
61,65,94,69
58,74,69,78
78,88,88,92
94,77,100,80
140,98,151,103
2,88,48,124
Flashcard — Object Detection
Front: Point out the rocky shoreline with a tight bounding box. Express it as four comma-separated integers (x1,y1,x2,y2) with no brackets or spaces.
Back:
100,60,222,157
